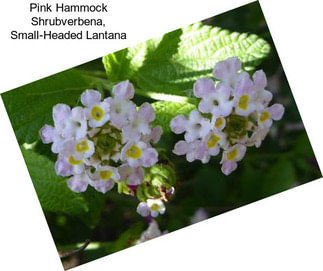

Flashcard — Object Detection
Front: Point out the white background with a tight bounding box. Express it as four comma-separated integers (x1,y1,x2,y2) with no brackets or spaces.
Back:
0,0,322,270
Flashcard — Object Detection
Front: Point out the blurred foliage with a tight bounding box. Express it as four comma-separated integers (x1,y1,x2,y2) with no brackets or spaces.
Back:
1,2,321,269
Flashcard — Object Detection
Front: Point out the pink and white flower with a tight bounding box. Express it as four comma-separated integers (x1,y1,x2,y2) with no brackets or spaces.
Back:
170,110,212,142
195,80,234,118
105,80,137,128
121,141,158,168
220,144,247,175
121,102,155,143
81,89,110,128
136,199,166,218
195,130,227,163
233,75,257,116
258,104,285,128
88,165,120,193
213,57,247,88
61,106,88,140
119,165,145,185
173,140,202,162
67,173,90,193
252,70,273,110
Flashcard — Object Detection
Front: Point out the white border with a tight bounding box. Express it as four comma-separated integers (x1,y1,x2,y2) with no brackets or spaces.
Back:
0,0,322,270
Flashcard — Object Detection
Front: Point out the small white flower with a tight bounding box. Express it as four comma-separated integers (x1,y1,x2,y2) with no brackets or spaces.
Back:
252,70,273,110
81,89,110,128
121,102,155,143
173,140,201,162
121,141,158,168
136,199,166,218
119,165,145,185
105,97,136,129
258,104,285,128
181,110,213,142
88,165,119,193
59,138,95,174
220,144,247,175
211,116,226,131
104,80,137,129
67,173,90,193
233,75,257,116
55,155,73,177
61,138,95,159
136,202,151,217
170,115,188,134
197,82,234,118
112,80,135,99
61,107,88,140
213,57,246,88
142,125,163,145
52,103,71,131
39,124,66,154
93,165,120,182
195,130,227,163
147,199,166,217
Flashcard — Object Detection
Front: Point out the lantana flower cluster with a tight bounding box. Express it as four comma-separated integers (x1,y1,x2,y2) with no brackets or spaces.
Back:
40,80,168,217
170,57,285,175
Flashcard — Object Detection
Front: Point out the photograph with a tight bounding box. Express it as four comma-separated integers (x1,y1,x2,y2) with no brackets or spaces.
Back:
1,2,321,269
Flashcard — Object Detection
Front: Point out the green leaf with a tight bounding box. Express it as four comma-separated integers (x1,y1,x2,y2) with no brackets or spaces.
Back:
103,22,270,97
1,69,96,145
152,101,196,132
21,147,88,215
261,158,296,197
21,148,105,226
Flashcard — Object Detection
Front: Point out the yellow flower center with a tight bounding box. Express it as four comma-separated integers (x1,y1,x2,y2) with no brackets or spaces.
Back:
75,140,89,153
68,156,83,165
91,106,104,121
150,203,160,211
238,95,249,110
207,134,221,148
259,111,270,122
214,117,224,129
126,145,142,159
226,149,238,161
99,170,113,181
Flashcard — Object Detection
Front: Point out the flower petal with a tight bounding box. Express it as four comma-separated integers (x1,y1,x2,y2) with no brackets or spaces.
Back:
91,180,115,193
68,174,88,192
221,161,238,175
55,156,73,177
173,140,189,155
112,80,134,99
268,104,285,120
193,77,215,98
139,102,155,122
53,104,70,127
137,202,150,217
142,148,158,167
253,70,267,89
150,126,163,144
213,57,241,81
81,89,101,107
39,124,55,144
170,115,187,134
